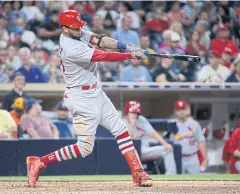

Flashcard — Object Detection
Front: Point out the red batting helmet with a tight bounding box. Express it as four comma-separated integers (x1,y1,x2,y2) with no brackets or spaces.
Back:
124,101,141,115
59,10,86,28
213,128,226,139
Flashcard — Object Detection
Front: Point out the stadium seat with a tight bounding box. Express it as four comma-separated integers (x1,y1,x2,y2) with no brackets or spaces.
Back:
53,121,73,138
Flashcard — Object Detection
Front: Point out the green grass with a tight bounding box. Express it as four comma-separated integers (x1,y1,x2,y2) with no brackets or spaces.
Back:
0,174,240,182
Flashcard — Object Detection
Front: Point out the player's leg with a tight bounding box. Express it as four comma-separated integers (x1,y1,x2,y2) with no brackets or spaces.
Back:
26,89,101,187
184,154,201,174
99,91,152,187
141,144,177,174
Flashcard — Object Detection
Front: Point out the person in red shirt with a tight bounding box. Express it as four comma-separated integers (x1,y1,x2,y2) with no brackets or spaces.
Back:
211,24,239,58
142,7,168,35
142,7,168,49
229,120,240,174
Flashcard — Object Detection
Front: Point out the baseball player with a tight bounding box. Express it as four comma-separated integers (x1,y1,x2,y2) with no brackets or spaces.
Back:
229,121,240,174
124,101,177,174
171,100,207,174
26,10,152,187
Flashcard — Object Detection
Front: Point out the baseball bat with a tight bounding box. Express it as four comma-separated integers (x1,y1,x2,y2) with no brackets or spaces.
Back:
144,51,201,63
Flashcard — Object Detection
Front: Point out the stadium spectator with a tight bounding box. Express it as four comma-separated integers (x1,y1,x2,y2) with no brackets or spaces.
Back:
8,1,27,33
31,45,48,82
112,16,140,49
16,47,45,83
197,10,209,22
0,49,9,83
51,101,74,136
71,1,92,27
0,109,17,139
21,1,44,22
197,50,230,83
9,97,25,127
233,9,240,46
211,24,238,57
181,1,198,35
39,9,61,45
20,98,59,138
225,54,240,82
120,59,152,82
221,47,233,69
194,20,211,50
140,35,156,70
186,30,207,62
124,101,177,174
167,2,186,24
142,7,168,50
170,22,187,49
98,50,120,82
6,45,21,70
152,52,186,83
0,12,9,49
9,16,37,47
116,2,140,30
91,14,110,36
3,71,27,111
159,32,185,74
48,53,64,83
1,1,12,19
96,1,118,31
4,63,14,81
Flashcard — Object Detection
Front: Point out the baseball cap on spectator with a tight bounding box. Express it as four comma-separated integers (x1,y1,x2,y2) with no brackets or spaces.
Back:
174,100,188,111
12,97,25,110
170,32,181,42
223,47,232,55
217,23,228,31
57,101,68,111
24,98,42,110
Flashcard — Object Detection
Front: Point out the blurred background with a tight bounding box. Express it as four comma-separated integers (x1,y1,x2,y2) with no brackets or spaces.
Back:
0,0,240,176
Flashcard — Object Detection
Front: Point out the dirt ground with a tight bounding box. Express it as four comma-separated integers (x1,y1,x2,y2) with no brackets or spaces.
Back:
0,181,239,194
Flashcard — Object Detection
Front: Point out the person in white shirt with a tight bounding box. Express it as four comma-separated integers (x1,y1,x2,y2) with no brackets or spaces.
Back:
197,50,230,83
21,1,44,22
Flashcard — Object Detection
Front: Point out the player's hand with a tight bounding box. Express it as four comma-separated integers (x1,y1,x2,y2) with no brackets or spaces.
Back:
126,44,140,52
200,160,208,172
164,143,173,152
131,49,147,59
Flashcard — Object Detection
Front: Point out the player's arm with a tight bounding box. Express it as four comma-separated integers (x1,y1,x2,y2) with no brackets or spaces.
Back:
149,130,173,152
196,122,208,163
90,34,138,51
26,128,41,138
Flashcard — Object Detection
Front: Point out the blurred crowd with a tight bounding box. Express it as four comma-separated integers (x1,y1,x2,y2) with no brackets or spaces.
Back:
0,1,240,84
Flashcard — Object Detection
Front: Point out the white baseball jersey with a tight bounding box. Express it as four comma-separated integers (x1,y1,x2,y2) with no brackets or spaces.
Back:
124,115,154,140
59,30,97,87
171,118,205,155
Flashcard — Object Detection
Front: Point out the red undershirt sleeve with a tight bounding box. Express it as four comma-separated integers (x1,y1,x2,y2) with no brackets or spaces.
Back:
90,49,132,62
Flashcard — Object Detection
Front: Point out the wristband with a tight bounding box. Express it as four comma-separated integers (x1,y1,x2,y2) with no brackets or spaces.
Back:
117,42,127,50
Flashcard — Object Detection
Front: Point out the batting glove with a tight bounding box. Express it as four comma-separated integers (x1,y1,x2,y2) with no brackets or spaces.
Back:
131,49,147,59
126,44,140,52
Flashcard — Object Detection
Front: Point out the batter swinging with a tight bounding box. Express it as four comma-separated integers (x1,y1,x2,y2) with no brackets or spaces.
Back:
26,10,152,187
